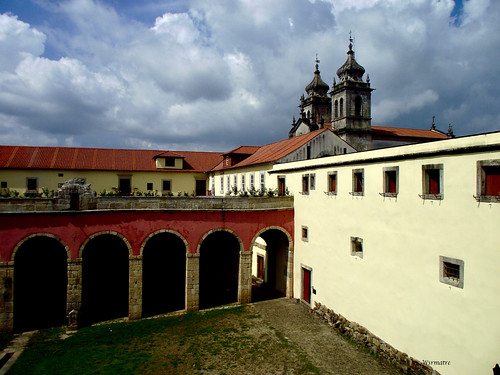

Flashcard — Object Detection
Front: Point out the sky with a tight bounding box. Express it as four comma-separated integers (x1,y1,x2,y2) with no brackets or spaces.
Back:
0,0,499,152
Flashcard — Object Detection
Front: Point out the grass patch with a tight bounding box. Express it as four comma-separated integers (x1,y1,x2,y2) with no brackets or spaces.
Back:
9,305,322,374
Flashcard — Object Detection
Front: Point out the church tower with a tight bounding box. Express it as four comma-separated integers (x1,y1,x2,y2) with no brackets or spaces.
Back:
289,59,331,137
300,58,331,126
330,38,373,151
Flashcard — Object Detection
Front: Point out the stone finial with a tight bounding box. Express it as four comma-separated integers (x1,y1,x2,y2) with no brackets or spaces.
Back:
292,116,296,126
430,116,436,130
447,123,455,138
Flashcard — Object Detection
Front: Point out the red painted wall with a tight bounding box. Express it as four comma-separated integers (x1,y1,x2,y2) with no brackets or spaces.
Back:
0,210,294,261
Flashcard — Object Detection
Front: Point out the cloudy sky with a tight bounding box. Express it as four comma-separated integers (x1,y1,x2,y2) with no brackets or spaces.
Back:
0,0,499,152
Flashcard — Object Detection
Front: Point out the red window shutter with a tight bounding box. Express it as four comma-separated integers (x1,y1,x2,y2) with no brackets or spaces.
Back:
330,175,336,192
485,167,500,196
427,169,440,194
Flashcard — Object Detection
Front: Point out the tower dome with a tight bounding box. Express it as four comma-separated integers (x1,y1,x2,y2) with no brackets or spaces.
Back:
305,63,329,97
336,42,365,82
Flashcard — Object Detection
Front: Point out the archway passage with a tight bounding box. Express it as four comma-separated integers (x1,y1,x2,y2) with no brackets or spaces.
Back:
14,236,68,333
80,234,129,326
199,231,240,310
142,232,186,317
251,229,289,302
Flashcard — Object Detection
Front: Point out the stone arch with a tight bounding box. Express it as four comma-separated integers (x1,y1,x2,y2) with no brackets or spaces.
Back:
79,231,132,258
140,229,189,255
13,233,70,263
13,234,68,332
250,226,294,302
79,231,130,326
141,229,188,317
198,229,243,309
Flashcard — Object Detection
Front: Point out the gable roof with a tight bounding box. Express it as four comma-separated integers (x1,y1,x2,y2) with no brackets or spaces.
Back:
0,146,222,173
213,128,332,171
371,126,448,140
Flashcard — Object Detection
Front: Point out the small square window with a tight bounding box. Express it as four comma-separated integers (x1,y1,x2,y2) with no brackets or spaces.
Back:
327,172,337,195
58,173,64,177
351,169,364,196
439,256,464,288
301,226,309,241
164,157,175,167
302,174,310,195
162,180,171,191
421,164,443,200
1,181,7,188
147,182,153,190
351,237,363,258
476,160,500,202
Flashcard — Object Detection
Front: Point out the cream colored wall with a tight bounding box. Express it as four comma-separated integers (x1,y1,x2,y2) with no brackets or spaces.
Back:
272,133,500,375
0,169,206,196
211,165,273,196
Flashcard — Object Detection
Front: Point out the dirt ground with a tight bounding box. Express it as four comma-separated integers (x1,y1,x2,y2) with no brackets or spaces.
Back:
252,298,402,375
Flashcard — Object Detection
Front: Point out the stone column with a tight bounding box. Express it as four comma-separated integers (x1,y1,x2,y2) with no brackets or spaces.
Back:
66,258,82,327
286,249,294,298
186,253,200,311
0,263,14,332
238,250,252,304
128,256,143,321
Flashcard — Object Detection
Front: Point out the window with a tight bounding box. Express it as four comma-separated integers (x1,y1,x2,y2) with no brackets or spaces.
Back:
226,176,230,192
211,177,215,194
306,145,311,160
1,181,7,188
334,100,338,118
241,174,245,191
339,98,344,117
351,237,363,258
351,169,364,196
220,176,224,193
327,172,337,195
162,180,172,192
301,226,309,241
439,256,464,289
225,156,229,166
302,174,310,195
58,173,64,177
260,172,265,191
381,166,399,197
233,175,237,189
277,176,286,196
147,182,153,190
476,160,500,202
250,174,255,189
421,164,443,200
164,157,175,167
27,178,38,192
310,173,316,190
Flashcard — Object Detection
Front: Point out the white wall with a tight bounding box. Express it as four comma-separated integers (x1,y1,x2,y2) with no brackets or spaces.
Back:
272,133,500,375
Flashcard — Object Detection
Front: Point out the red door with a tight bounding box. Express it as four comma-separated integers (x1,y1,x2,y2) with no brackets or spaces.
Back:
257,255,264,279
303,268,311,303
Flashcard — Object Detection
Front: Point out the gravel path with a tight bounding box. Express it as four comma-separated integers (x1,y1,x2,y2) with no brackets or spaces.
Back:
252,298,402,375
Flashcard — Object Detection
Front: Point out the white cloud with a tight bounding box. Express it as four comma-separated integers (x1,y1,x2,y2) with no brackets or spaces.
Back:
0,0,499,150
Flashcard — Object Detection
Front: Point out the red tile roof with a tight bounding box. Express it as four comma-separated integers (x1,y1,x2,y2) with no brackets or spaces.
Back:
213,129,331,170
0,146,222,173
371,126,448,139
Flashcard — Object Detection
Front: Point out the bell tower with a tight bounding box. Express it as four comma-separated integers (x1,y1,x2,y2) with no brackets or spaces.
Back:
330,37,373,151
300,56,331,126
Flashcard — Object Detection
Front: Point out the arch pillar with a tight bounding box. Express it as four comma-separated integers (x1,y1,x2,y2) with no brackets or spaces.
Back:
67,258,82,314
238,250,252,304
286,249,294,298
129,255,143,321
0,263,14,332
186,253,200,311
